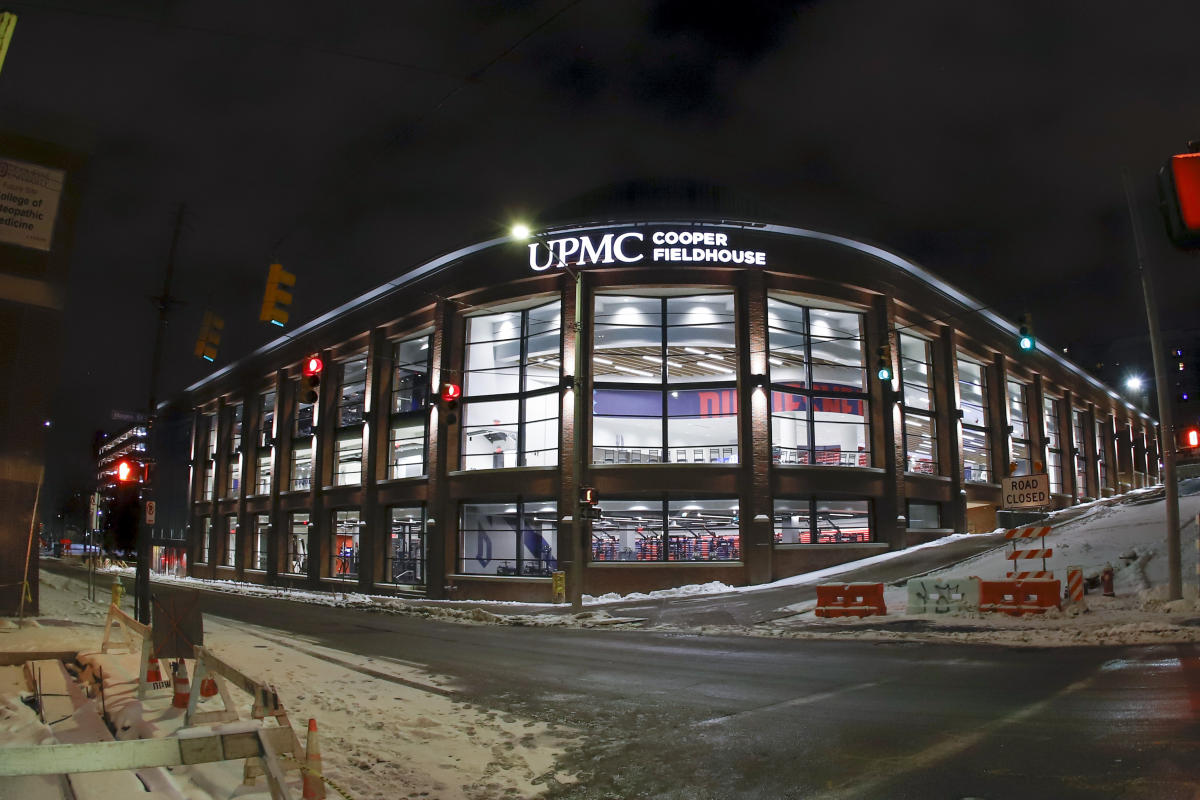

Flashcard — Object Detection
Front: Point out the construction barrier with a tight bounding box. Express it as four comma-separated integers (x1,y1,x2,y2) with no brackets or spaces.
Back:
978,579,1061,615
906,577,980,614
1066,566,1084,606
101,602,165,699
815,583,886,617
1004,526,1052,540
1006,570,1053,580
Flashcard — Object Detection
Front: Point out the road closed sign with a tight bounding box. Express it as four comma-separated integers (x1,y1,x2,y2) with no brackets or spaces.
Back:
1003,474,1049,509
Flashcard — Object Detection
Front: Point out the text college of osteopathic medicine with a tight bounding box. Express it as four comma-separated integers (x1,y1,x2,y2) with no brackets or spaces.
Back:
149,186,1159,603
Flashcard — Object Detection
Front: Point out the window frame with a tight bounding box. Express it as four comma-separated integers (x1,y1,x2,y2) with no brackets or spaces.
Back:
957,356,991,484
388,335,432,480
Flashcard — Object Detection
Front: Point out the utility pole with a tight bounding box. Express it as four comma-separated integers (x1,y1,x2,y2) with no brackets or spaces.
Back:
135,204,185,623
1123,174,1182,601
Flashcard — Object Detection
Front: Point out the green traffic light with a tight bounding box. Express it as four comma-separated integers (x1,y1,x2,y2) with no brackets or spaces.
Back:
877,367,893,381
1019,335,1035,351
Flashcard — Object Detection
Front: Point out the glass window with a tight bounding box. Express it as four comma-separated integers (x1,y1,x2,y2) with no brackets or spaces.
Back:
388,506,425,585
900,334,938,474
389,418,425,479
201,413,216,500
255,451,273,495
1073,408,1087,499
774,499,872,544
958,358,990,483
198,515,211,563
1095,418,1109,490
286,512,309,575
589,498,740,562
252,513,269,571
1044,395,1062,492
331,509,360,580
907,501,941,529
296,395,314,439
225,402,243,499
593,294,738,465
258,390,276,448
337,356,367,428
768,297,869,467
1007,379,1031,476
459,501,558,576
290,441,312,491
334,429,363,486
462,301,561,469
392,337,430,414
224,514,237,568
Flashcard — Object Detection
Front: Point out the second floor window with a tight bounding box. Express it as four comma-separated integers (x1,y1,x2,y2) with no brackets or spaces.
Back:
254,390,275,495
900,334,938,475
1007,379,1031,476
334,356,367,486
390,336,430,479
1044,395,1062,492
225,403,243,498
958,357,990,483
462,300,561,470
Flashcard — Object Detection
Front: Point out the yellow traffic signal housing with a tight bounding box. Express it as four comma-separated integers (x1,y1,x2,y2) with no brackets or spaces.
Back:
260,262,296,326
194,310,224,362
0,13,17,78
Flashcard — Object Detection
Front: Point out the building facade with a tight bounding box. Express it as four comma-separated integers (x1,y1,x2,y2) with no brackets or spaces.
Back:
162,213,1159,603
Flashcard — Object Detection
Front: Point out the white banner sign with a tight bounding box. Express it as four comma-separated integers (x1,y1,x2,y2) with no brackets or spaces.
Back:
1003,473,1050,509
0,157,65,251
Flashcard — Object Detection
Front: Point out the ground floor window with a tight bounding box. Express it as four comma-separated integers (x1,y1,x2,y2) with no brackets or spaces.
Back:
286,512,309,575
224,515,237,567
459,500,558,576
388,506,425,585
906,501,941,529
773,498,872,544
332,509,361,579
198,515,211,563
251,513,270,570
590,498,740,562
152,545,188,577
962,426,991,483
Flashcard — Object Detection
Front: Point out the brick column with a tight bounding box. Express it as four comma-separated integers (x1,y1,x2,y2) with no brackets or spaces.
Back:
937,327,966,532
426,299,456,599
360,327,388,593
739,270,772,583
869,293,904,548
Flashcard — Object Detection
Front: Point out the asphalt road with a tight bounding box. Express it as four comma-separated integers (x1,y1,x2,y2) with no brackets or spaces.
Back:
41,561,1200,800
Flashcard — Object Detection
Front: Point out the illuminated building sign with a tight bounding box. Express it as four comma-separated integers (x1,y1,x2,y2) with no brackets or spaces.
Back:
529,228,768,272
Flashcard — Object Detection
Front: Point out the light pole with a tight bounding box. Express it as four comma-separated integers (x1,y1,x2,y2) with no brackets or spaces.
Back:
511,224,586,609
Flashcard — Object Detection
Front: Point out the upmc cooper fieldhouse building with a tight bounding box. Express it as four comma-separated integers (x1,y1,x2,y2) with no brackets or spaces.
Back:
160,185,1159,603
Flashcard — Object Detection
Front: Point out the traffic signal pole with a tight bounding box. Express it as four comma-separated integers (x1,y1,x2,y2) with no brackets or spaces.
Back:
136,204,185,623
1123,174,1182,601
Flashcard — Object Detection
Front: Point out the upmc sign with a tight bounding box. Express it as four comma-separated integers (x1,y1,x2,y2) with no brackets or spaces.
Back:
528,228,768,271
1003,474,1050,509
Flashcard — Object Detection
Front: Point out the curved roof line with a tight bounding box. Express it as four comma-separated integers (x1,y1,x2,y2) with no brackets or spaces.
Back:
177,219,1152,422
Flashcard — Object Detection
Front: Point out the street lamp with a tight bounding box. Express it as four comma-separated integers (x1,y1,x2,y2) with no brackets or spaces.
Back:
1125,375,1144,393
511,222,585,608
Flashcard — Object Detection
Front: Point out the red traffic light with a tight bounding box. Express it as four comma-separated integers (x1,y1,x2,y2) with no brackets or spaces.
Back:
302,355,324,377
440,382,462,403
115,459,141,483
1159,150,1200,248
1185,428,1200,449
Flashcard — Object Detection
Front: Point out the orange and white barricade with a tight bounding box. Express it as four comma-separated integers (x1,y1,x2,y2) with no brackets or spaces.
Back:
815,583,886,617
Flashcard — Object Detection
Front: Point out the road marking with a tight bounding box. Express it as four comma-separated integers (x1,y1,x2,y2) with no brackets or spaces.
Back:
694,679,893,727
803,674,1098,800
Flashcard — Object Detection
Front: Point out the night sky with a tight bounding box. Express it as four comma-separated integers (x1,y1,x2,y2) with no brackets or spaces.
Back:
2,1,1198,513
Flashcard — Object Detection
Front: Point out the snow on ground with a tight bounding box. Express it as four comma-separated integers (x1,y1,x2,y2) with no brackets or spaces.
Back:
0,572,579,800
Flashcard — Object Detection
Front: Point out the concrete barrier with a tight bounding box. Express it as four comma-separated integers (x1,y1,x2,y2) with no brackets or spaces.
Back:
906,577,980,614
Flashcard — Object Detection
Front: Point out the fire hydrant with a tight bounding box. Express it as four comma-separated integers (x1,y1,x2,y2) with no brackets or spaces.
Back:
1100,563,1115,597
110,575,125,606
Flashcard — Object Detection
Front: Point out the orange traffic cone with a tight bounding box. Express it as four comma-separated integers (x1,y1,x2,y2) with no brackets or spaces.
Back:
144,649,163,684
200,675,218,698
171,660,191,708
302,718,325,799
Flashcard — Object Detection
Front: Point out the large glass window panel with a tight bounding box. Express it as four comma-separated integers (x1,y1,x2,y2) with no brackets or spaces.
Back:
590,500,663,561
962,427,991,483
337,356,367,427
815,499,871,543
286,512,309,575
958,359,987,427
667,412,738,463
258,391,276,447
224,515,237,567
334,429,362,486
907,501,941,529
331,509,360,580
252,514,269,571
773,499,813,544
389,418,425,479
666,295,736,383
1010,440,1031,476
202,461,215,500
592,389,662,463
465,313,523,396
593,295,664,384
392,337,430,414
198,516,211,563
904,415,938,474
388,506,425,585
809,308,865,391
667,499,740,561
766,299,807,386
296,398,314,438
290,442,312,491
771,392,811,464
459,501,558,576
1044,395,1062,492
814,396,870,466
255,451,272,494
1095,419,1108,490
463,399,518,470
1007,380,1028,441
1073,409,1087,499
900,335,933,410
523,391,560,466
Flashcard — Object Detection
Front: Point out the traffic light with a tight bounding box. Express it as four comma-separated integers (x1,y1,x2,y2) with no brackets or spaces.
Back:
193,311,223,362
1184,427,1199,449
301,355,323,404
260,262,296,327
1017,314,1035,352
0,12,16,78
115,458,142,483
875,345,893,382
1158,148,1200,248
439,382,461,424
